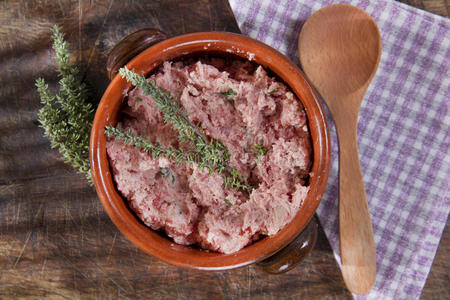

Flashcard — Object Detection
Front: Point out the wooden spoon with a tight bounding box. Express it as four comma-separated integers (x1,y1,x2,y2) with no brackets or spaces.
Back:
298,4,381,294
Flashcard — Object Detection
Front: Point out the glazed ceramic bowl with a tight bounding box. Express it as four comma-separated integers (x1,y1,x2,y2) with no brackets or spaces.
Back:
90,30,330,272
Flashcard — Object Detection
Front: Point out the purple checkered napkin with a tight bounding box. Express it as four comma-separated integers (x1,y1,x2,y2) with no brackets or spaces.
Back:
229,0,450,299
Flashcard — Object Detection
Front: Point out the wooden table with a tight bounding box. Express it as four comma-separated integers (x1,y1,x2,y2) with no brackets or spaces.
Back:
0,0,448,298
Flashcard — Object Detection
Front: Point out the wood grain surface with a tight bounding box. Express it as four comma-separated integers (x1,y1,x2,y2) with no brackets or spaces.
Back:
0,0,448,299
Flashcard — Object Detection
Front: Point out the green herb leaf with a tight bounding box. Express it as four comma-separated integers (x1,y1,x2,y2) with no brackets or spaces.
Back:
224,199,232,206
267,88,278,94
223,168,252,193
136,97,143,102
252,144,267,156
252,143,267,164
219,88,237,102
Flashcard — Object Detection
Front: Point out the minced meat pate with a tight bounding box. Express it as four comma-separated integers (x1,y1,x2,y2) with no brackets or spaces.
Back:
106,58,312,254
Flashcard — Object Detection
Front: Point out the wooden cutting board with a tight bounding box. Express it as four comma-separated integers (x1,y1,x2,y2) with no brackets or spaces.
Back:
0,0,447,298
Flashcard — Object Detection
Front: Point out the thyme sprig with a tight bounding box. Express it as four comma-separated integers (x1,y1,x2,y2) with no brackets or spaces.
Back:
119,67,231,174
111,68,253,192
36,25,94,183
105,125,253,192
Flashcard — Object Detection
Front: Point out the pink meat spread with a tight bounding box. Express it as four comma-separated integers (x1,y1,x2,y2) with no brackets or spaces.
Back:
106,58,312,254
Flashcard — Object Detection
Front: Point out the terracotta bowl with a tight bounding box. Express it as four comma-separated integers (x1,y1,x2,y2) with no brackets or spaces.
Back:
90,29,330,272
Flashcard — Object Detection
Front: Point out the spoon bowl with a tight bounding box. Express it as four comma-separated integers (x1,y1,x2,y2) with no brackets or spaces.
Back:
299,4,381,295
300,4,382,100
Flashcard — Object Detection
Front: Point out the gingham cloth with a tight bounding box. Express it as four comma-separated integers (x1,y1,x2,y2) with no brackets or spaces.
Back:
229,0,450,298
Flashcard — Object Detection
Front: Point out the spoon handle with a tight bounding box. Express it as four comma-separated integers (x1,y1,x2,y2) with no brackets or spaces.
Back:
335,112,376,294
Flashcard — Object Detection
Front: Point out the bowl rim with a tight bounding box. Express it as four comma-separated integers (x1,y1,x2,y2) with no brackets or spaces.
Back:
90,31,330,270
